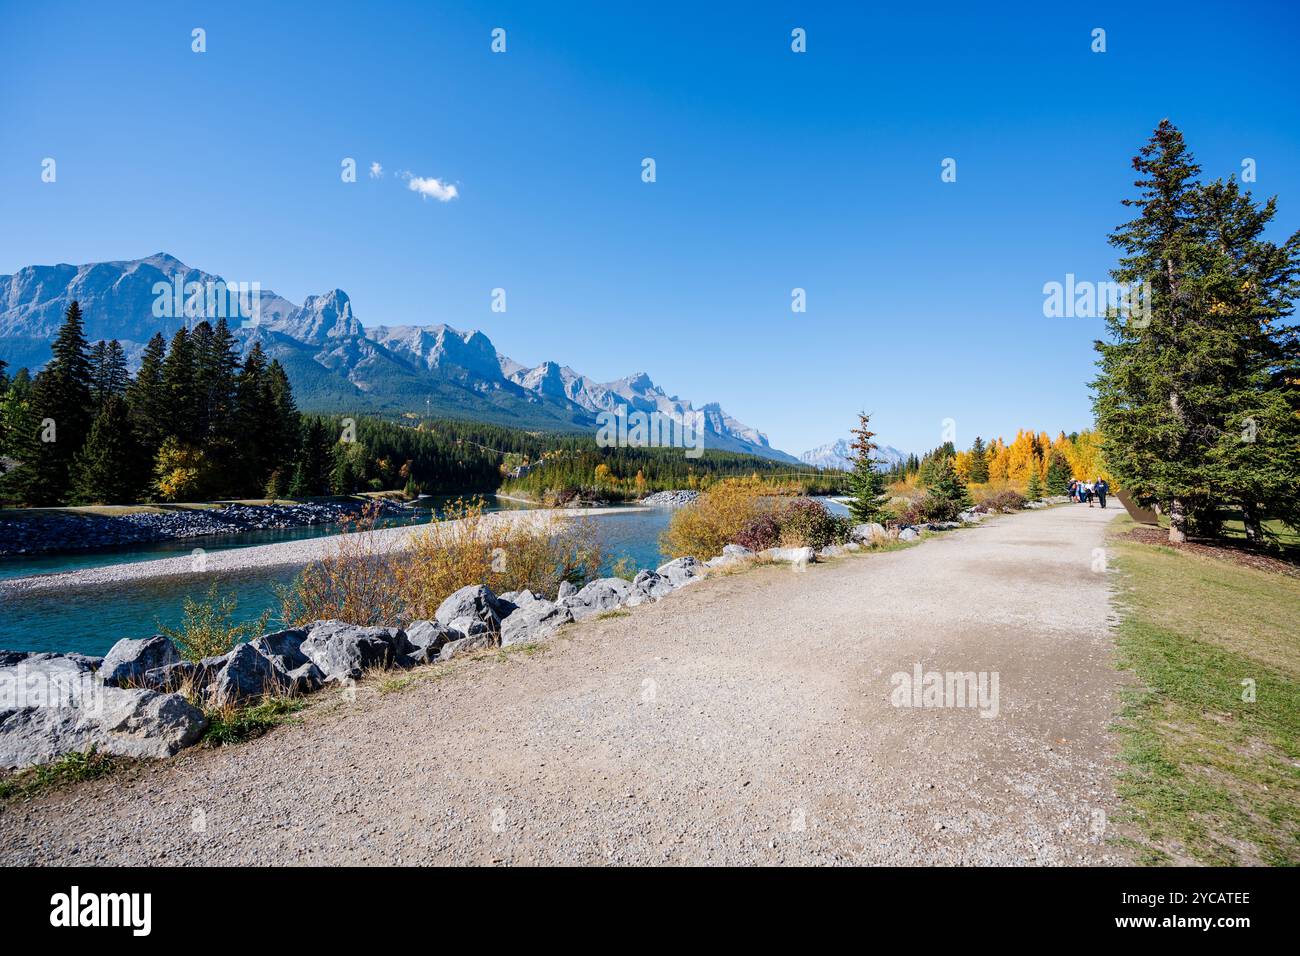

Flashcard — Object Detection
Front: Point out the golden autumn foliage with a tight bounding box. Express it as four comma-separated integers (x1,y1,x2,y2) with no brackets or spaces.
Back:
953,428,1111,493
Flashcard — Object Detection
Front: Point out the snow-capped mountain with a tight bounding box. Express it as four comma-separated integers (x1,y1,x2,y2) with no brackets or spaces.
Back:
799,438,906,472
0,253,797,463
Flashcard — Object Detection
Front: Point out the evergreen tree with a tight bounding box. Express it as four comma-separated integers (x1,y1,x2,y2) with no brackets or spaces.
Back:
266,359,300,475
233,342,274,493
0,357,8,394
1093,121,1213,543
968,436,989,483
1026,467,1042,500
930,457,973,514
846,412,889,524
1045,450,1072,496
1095,120,1300,543
289,416,334,497
126,332,169,460
9,302,94,504
89,339,130,404
161,326,199,444
71,395,143,503
1189,178,1300,541
194,318,240,443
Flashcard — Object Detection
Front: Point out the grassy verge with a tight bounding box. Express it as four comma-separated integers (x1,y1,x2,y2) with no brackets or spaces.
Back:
202,697,305,747
1109,516,1300,865
0,748,120,802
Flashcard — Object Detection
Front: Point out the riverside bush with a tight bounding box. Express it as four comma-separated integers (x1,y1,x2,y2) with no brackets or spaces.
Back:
978,489,1027,513
160,582,271,662
393,497,603,619
279,498,604,626
776,497,851,549
660,478,774,560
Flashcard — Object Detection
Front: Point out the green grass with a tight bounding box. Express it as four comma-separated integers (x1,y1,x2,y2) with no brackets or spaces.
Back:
0,747,119,801
202,697,305,747
1109,519,1300,865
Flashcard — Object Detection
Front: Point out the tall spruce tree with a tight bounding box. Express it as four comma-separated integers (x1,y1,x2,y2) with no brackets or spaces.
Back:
846,412,890,524
89,339,130,404
233,342,274,494
968,436,989,483
161,326,199,444
1045,450,1072,496
71,395,143,503
126,332,169,460
1094,120,1300,543
10,302,94,504
1094,121,1211,543
1189,178,1300,540
930,457,973,517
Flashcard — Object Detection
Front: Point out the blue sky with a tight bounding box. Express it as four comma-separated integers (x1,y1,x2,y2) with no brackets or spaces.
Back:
3,1,1298,456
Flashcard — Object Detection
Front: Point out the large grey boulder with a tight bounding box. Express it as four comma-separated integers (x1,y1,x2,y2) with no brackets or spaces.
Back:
100,636,181,687
447,616,492,641
434,585,502,630
657,556,704,587
626,570,673,606
723,544,755,558
556,581,578,602
563,577,633,621
285,661,324,695
899,527,920,541
764,546,816,565
438,633,494,662
403,620,454,664
299,621,405,682
206,643,290,707
850,522,887,544
0,655,206,769
249,629,309,672
500,599,573,647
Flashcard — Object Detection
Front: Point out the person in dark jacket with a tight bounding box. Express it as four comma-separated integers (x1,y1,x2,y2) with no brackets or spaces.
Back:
1095,478,1109,509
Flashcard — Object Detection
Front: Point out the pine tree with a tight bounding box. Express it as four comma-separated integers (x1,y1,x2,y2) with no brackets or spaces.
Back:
1026,467,1042,500
1096,120,1300,543
233,343,274,494
289,416,334,497
71,395,143,503
9,302,94,504
1094,121,1212,543
968,436,989,483
1045,450,1072,496
89,339,130,404
161,327,199,444
1188,178,1300,541
126,332,169,460
846,412,890,524
266,359,300,476
930,457,973,516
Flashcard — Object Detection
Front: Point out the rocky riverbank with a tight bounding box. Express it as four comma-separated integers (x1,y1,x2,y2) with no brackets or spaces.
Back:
637,490,700,506
0,499,414,558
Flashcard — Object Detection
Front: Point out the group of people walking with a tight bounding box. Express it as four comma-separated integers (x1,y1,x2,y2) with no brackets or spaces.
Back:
1069,478,1109,508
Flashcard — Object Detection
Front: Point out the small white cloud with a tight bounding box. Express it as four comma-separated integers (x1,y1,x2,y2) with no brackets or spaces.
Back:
404,173,459,202
369,162,383,179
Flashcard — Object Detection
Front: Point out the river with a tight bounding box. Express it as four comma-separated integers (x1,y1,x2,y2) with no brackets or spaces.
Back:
0,497,676,656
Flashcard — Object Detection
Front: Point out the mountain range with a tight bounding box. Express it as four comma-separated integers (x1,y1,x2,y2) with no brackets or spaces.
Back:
798,438,906,473
0,253,798,463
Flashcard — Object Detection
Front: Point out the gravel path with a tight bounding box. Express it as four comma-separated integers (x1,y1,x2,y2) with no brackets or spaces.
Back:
0,504,1126,865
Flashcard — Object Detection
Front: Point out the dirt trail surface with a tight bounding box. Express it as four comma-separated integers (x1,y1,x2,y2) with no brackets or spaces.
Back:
1,505,1126,865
